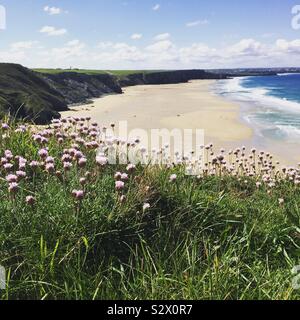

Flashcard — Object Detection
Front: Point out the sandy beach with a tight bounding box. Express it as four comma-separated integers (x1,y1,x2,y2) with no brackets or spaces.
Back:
62,80,253,147
61,80,299,165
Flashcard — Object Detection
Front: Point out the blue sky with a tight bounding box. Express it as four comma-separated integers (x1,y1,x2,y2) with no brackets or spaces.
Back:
0,0,300,69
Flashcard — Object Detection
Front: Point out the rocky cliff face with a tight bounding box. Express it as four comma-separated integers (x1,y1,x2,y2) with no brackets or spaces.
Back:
41,72,123,104
118,70,226,87
40,69,227,107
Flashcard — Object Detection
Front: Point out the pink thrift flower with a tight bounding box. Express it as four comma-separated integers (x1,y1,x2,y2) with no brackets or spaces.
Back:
8,182,18,193
5,150,13,160
69,148,77,157
121,173,129,181
4,163,13,171
56,170,62,178
85,171,91,178
26,196,35,206
169,174,177,182
29,161,39,169
46,156,55,164
62,154,72,162
114,172,122,180
143,203,150,212
63,162,73,171
46,163,55,173
115,181,125,191
96,156,108,166
33,134,42,143
16,171,26,179
80,177,87,186
75,151,84,160
72,190,85,200
38,149,48,159
1,157,8,165
2,123,9,130
19,163,26,170
6,174,18,183
78,158,87,168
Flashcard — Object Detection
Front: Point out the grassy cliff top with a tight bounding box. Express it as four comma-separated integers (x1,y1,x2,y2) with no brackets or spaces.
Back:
33,68,159,76
0,63,67,123
0,117,300,300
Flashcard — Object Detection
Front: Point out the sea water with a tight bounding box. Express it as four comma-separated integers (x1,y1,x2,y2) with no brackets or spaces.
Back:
214,74,300,144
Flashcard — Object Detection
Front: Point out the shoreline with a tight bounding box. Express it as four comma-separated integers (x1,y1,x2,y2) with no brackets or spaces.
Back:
60,80,297,166
212,77,300,166
62,79,253,143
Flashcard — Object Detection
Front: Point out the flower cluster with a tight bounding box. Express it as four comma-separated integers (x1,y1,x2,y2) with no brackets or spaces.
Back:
0,117,298,210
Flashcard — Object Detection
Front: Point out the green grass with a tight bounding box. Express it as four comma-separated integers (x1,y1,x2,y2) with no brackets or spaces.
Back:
0,63,67,124
33,69,158,77
0,120,300,300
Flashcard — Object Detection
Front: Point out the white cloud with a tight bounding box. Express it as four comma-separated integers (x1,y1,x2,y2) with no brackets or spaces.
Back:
67,39,82,47
154,33,170,41
131,33,143,40
152,4,160,11
276,39,300,53
40,26,67,36
96,42,114,49
10,41,38,51
186,20,209,27
44,6,62,15
146,40,174,53
180,43,217,63
38,40,86,64
92,42,146,66
4,36,300,69
0,50,27,63
226,39,265,57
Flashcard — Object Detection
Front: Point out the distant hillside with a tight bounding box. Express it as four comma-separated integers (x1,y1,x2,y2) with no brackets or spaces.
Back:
0,63,68,124
206,67,300,77
118,69,226,87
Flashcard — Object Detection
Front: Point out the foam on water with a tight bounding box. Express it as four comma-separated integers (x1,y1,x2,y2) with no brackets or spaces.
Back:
214,75,300,142
217,77,300,113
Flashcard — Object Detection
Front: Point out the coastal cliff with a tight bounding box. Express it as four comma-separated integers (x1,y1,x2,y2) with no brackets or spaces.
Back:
2,64,223,123
41,72,123,105
40,69,227,106
118,69,226,86
0,63,67,124
1,63,297,124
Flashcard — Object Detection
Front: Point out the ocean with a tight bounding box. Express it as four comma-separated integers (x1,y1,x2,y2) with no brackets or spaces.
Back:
214,74,300,145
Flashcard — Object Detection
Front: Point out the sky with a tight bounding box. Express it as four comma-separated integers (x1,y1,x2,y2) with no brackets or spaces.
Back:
0,0,300,69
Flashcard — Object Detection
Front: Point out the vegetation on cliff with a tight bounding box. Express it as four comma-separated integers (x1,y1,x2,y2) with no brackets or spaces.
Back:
0,64,67,124
0,117,300,300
